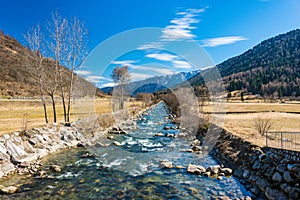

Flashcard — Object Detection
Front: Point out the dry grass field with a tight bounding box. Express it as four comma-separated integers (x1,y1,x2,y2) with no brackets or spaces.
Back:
203,102,300,148
0,98,144,135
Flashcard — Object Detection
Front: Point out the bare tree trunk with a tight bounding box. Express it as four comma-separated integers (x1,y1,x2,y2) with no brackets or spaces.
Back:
67,70,74,122
39,80,48,123
60,88,67,122
57,65,67,123
50,94,57,123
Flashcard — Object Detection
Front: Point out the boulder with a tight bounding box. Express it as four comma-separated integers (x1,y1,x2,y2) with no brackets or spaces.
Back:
272,172,282,182
288,187,300,199
0,185,18,194
112,141,122,146
276,163,286,173
256,178,269,192
203,171,211,177
0,170,4,179
287,163,300,173
50,165,61,172
1,161,15,175
219,168,233,176
283,171,294,183
207,165,220,174
216,196,230,200
192,146,203,151
159,160,173,169
252,160,262,170
0,142,8,155
179,149,193,153
242,169,250,179
191,139,200,146
187,164,206,175
5,140,28,163
155,133,164,137
265,187,286,200
23,141,36,154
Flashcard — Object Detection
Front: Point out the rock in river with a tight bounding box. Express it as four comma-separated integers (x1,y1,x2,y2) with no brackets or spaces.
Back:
50,165,62,172
159,160,174,169
112,141,122,146
187,164,206,175
0,185,18,194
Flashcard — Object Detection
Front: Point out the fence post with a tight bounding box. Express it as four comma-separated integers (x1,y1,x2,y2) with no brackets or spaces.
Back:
281,132,283,149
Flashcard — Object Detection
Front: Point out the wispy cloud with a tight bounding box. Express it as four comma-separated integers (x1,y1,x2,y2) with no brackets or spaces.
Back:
100,82,116,88
145,53,178,61
111,60,138,66
161,8,205,41
172,60,193,69
137,7,205,50
130,72,153,80
137,42,163,50
132,65,174,75
202,36,247,47
75,70,92,76
85,76,112,84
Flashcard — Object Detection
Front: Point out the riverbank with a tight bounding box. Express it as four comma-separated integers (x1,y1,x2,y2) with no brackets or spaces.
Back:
0,102,253,199
0,102,153,191
210,125,300,199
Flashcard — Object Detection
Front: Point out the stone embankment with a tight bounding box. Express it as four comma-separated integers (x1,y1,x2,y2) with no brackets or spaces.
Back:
0,126,85,180
210,126,300,200
0,103,155,187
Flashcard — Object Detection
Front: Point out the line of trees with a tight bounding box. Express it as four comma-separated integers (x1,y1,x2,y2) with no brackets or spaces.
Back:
24,11,88,125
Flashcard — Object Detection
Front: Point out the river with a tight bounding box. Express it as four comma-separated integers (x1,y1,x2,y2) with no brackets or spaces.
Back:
0,102,251,199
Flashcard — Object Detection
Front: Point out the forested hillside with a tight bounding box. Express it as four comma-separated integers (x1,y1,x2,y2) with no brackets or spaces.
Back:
189,29,300,97
221,29,300,97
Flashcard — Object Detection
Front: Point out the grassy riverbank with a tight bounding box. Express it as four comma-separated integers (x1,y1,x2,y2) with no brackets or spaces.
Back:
204,101,300,147
0,98,144,135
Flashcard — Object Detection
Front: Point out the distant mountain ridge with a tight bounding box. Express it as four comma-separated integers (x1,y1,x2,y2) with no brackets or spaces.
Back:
101,70,200,96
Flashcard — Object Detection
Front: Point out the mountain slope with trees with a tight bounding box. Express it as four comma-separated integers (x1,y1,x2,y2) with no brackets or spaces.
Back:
189,29,300,97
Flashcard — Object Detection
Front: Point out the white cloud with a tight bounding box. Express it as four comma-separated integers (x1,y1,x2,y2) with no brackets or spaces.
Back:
85,76,111,83
100,82,116,87
161,8,205,41
136,8,205,50
75,70,91,76
172,60,193,69
130,72,153,80
202,36,247,47
137,42,163,50
110,60,138,66
131,65,174,75
145,53,178,61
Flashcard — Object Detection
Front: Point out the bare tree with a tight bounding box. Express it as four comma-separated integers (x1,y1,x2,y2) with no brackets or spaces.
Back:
65,17,88,123
24,24,48,123
254,115,272,136
111,66,130,110
47,11,68,123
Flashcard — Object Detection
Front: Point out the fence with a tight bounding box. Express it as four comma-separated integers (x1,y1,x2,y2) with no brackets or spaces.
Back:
266,131,300,151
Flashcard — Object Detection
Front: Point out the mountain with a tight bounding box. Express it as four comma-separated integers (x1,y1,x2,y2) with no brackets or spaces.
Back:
0,30,103,98
189,29,300,97
101,70,200,96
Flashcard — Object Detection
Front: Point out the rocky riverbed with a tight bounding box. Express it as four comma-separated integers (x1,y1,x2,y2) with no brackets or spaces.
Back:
0,102,252,199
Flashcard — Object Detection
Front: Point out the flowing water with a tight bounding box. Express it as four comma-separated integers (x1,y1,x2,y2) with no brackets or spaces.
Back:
0,102,251,199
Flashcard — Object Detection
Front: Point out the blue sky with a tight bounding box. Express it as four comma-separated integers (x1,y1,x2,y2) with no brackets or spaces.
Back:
1,0,300,87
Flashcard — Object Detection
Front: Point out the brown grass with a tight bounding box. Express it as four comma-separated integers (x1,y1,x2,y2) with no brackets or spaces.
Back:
203,102,300,148
0,98,144,135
